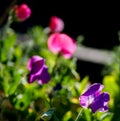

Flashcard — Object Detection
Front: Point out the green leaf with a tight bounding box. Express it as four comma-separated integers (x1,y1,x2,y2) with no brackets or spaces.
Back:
1,47,7,62
76,35,85,45
4,33,16,49
79,76,89,94
103,75,119,98
99,112,113,121
41,108,55,121
14,46,22,61
8,73,21,95
84,109,91,121
14,92,31,111
2,78,9,95
63,111,72,121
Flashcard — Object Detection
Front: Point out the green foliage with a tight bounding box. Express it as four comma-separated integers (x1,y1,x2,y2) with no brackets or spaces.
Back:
102,45,120,121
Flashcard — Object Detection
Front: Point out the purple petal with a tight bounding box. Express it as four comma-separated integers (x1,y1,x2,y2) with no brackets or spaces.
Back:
27,55,44,72
28,65,50,84
28,73,36,83
37,65,50,84
82,83,104,96
79,95,94,108
90,92,110,113
79,83,104,108
27,56,50,84
99,105,109,112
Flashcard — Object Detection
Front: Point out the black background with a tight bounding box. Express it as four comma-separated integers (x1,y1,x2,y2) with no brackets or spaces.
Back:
0,0,120,82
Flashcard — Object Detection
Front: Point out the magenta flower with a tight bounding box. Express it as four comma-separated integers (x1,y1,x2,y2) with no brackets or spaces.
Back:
79,83,110,113
49,16,64,33
27,56,50,85
14,4,31,22
47,33,76,59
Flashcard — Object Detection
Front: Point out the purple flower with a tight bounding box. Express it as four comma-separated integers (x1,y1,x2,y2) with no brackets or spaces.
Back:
27,55,50,85
79,83,110,113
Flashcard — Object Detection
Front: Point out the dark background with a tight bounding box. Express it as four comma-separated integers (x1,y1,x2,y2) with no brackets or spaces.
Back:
0,0,120,82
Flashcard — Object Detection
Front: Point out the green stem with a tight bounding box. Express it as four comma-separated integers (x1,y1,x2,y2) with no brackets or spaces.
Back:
2,15,13,40
0,12,13,65
75,108,83,121
91,113,95,121
51,53,61,79
91,111,98,121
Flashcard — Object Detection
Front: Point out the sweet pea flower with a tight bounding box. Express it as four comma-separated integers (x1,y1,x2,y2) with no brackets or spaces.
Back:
14,4,31,22
79,83,110,113
47,33,76,59
49,16,64,33
27,56,50,85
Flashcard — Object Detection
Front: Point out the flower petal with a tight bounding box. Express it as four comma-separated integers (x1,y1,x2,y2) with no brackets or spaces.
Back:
49,16,64,32
47,33,76,58
60,34,76,58
27,56,50,84
82,83,104,97
99,105,109,112
15,4,31,21
79,83,104,108
37,65,51,84
47,33,62,54
90,92,110,113
27,55,44,72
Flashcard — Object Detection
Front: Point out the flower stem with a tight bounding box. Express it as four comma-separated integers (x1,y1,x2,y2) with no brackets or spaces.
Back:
75,108,83,121
1,14,13,40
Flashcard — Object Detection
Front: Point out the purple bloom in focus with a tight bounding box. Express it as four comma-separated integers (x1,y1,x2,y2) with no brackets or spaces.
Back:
79,83,110,113
27,55,50,85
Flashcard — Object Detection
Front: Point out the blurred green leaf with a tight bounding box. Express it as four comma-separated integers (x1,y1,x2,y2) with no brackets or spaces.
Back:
99,112,113,121
63,111,72,121
28,26,48,47
14,46,22,61
84,108,91,121
79,76,89,94
103,75,119,98
76,35,85,45
4,32,16,49
14,92,31,111
8,72,21,95
2,77,9,96
40,108,55,121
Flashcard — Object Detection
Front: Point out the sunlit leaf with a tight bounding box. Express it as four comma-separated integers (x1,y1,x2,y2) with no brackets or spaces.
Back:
40,108,55,121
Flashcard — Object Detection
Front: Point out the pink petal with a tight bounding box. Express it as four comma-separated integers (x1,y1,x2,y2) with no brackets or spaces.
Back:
49,16,64,32
15,4,31,21
47,33,76,58
47,33,62,54
60,34,76,58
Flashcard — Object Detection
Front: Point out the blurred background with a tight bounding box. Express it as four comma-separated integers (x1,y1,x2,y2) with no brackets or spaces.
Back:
0,0,120,83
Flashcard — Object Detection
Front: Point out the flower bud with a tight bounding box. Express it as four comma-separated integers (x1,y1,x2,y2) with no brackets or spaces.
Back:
14,4,31,22
49,16,64,33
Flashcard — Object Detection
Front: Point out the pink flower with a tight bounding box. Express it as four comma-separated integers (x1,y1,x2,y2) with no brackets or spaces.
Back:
49,16,64,33
47,33,76,59
14,4,31,22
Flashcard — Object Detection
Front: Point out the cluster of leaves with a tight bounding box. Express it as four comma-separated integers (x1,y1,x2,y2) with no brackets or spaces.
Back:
102,45,120,121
